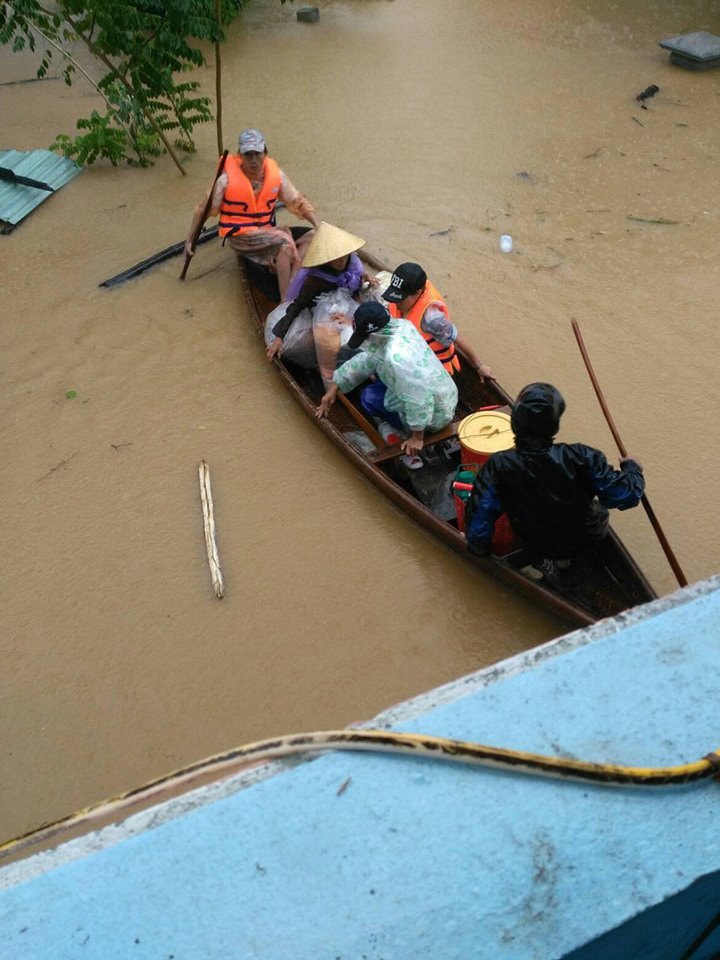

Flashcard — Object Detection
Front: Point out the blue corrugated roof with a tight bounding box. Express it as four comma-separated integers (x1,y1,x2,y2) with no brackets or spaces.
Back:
0,149,82,229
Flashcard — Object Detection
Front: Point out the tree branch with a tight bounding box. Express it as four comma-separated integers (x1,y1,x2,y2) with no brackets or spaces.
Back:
28,22,138,151
61,12,187,175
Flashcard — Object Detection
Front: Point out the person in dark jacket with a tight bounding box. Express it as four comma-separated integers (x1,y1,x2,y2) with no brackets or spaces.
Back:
465,382,645,574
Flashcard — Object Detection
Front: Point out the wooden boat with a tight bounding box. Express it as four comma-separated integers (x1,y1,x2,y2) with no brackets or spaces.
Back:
237,238,657,627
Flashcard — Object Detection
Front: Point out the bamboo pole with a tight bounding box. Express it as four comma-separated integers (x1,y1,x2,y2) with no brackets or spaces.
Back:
180,150,228,280
198,460,224,598
215,0,224,156
571,318,688,588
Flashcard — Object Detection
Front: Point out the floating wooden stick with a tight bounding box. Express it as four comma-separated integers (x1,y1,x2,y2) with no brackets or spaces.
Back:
198,460,224,598
37,450,79,481
626,215,679,225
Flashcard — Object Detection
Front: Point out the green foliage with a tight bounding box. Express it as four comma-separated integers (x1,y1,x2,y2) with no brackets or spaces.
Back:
0,0,254,168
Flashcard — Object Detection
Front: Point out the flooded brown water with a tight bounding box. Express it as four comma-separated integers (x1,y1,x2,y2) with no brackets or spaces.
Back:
2,0,719,843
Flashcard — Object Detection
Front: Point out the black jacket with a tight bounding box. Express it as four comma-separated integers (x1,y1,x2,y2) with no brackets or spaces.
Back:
466,441,645,559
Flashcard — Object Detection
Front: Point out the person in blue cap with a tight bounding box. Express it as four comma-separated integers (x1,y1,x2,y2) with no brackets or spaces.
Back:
465,382,645,578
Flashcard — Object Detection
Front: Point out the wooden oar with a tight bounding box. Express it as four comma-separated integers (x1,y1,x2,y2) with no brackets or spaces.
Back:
180,149,228,281
336,390,384,448
571,318,688,588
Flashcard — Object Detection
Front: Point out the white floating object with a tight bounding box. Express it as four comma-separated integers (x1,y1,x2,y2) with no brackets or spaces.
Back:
499,234,513,253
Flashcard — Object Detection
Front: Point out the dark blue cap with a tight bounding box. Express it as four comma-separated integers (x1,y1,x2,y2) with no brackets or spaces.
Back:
348,301,391,349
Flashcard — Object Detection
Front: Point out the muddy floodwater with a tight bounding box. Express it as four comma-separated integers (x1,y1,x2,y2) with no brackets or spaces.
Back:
2,0,719,844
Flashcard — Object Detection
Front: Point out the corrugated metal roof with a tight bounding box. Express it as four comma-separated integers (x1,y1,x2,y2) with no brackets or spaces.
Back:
0,149,82,230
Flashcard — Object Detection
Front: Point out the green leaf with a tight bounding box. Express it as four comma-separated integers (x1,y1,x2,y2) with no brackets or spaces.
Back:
1,0,257,168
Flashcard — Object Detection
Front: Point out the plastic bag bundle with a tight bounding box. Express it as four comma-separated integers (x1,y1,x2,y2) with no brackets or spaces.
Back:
312,288,358,385
264,302,317,368
358,270,392,304
311,288,358,329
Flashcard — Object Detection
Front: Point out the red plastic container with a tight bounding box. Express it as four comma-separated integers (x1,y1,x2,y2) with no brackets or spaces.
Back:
454,411,519,556
457,409,513,466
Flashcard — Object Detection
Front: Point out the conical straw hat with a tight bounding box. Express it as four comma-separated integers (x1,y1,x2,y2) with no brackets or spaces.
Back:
301,221,365,267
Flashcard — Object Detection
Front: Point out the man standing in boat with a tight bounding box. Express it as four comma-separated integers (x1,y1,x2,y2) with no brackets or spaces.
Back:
382,262,494,382
465,382,645,578
183,128,319,298
316,301,458,468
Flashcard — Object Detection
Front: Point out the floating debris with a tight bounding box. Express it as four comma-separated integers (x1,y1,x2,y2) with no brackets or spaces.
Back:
198,460,224,599
635,84,659,107
0,149,81,233
336,777,352,796
659,31,720,70
37,451,79,482
530,262,562,272
627,215,680,225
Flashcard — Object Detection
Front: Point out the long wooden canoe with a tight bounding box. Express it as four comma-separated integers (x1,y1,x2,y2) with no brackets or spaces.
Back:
237,242,657,627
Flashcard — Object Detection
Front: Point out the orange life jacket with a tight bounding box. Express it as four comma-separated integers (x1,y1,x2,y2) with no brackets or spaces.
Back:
219,155,281,238
389,281,461,374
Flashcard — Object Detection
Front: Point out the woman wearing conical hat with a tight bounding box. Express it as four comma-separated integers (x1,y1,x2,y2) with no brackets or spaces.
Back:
266,222,369,361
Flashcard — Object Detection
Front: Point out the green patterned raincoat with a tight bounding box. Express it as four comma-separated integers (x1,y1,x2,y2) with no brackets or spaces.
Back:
333,318,458,433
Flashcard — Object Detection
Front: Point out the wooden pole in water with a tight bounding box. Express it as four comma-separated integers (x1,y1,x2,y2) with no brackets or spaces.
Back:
214,0,223,156
571,318,688,588
199,460,224,598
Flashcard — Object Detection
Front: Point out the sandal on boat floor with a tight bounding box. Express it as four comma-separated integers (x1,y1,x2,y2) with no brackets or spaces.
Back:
377,421,424,470
519,563,545,582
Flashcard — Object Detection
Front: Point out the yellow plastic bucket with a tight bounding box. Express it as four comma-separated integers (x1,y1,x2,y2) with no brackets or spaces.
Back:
457,410,513,466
